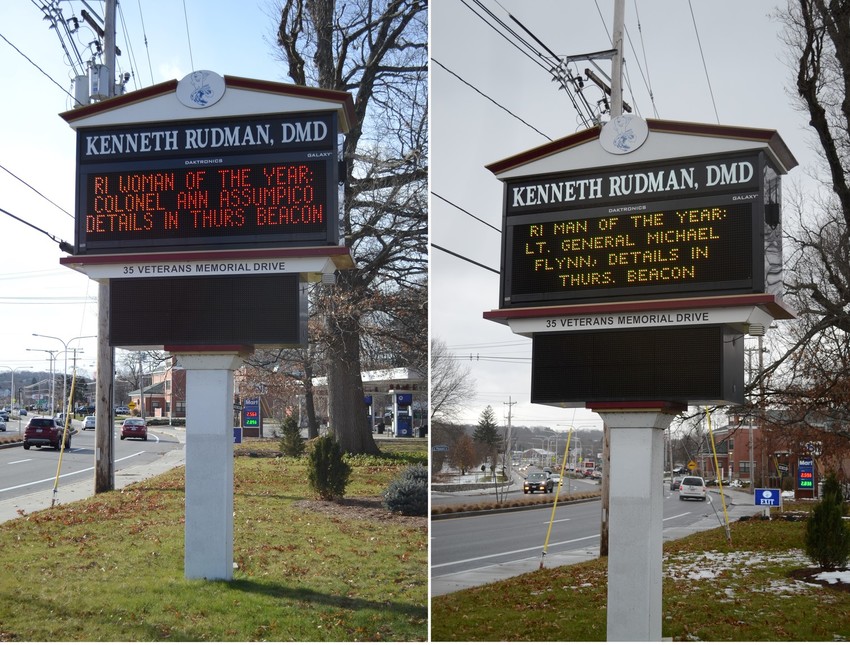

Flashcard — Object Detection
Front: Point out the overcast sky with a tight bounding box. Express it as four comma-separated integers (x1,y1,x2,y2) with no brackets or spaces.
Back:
431,0,817,431
0,1,285,386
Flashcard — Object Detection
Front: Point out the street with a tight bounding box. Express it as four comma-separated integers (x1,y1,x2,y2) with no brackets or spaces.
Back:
0,422,183,503
431,490,722,578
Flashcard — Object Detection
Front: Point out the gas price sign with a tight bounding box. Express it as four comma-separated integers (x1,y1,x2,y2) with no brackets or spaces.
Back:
73,112,339,254
499,152,773,307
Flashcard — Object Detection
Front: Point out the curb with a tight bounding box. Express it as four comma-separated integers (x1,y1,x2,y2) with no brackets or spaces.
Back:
431,494,602,520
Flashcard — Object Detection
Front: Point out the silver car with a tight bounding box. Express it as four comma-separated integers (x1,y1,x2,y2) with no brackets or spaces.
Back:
678,476,707,501
83,415,96,430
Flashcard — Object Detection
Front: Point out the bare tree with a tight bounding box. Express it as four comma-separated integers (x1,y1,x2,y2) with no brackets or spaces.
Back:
273,0,427,454
430,337,476,423
740,2,850,448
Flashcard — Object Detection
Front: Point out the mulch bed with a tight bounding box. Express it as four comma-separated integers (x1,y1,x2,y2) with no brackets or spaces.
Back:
294,495,427,529
789,567,850,592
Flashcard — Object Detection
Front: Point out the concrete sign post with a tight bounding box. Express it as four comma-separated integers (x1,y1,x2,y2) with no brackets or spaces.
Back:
178,350,246,580
597,407,680,641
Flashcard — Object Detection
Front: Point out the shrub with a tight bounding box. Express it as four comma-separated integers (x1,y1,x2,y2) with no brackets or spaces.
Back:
383,464,428,516
278,415,305,457
805,471,850,569
307,434,351,500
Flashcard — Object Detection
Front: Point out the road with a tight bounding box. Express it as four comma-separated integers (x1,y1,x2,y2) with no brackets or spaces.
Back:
431,490,721,578
0,422,183,503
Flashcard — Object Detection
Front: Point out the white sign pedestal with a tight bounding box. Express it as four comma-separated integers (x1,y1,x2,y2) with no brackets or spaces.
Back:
597,409,678,642
178,351,245,580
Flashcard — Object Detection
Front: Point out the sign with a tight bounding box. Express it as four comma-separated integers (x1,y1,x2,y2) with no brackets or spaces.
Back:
127,401,136,409
233,427,242,444
531,325,744,405
500,152,781,307
396,393,413,406
74,112,339,254
798,457,815,489
242,398,261,429
754,488,782,507
687,460,697,471
109,273,306,348
506,303,774,336
432,444,449,452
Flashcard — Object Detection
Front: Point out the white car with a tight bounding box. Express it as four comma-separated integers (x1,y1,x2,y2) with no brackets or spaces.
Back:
678,476,707,501
83,415,96,430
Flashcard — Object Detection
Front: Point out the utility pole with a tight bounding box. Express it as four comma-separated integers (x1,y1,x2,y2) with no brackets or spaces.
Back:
503,397,515,477
598,0,624,561
609,0,626,117
95,0,117,493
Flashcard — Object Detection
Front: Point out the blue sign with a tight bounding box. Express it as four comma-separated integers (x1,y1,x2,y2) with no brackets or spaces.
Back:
233,427,242,444
754,488,781,507
396,393,413,406
798,456,814,489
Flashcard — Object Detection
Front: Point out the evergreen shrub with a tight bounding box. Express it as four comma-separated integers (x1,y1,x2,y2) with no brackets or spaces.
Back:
307,434,351,500
383,463,428,516
805,471,850,569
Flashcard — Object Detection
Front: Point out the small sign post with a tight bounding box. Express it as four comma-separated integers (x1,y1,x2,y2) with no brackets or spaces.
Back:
754,487,782,518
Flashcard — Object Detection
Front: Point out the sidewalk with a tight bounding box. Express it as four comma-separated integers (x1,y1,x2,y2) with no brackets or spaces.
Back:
430,486,760,597
0,426,186,524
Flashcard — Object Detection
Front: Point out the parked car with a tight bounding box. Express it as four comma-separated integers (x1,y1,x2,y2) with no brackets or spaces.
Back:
0,419,6,432
115,406,131,415
670,476,683,491
678,476,707,501
120,417,148,441
23,417,70,450
0,410,9,422
83,415,96,430
523,471,553,494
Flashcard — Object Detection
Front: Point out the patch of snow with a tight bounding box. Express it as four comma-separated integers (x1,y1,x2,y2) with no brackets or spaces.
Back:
815,569,850,585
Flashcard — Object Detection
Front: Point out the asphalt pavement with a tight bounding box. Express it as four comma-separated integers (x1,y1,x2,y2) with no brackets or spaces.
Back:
0,425,186,524
430,484,761,597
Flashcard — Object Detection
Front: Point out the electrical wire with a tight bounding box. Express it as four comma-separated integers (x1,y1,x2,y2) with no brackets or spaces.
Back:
432,192,501,233
430,242,499,275
687,0,720,124
182,0,195,72
431,58,552,141
0,163,74,219
0,30,77,102
136,0,155,85
0,206,72,252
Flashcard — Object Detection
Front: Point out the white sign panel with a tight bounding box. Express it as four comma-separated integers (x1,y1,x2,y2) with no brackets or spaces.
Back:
507,304,774,336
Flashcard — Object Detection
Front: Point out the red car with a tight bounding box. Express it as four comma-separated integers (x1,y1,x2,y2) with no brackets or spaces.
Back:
120,418,148,441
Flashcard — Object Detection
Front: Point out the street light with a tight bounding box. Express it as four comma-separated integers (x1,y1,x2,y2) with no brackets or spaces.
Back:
26,348,60,414
32,334,96,416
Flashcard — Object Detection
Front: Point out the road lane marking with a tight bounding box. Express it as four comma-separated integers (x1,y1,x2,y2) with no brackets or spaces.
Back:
7,459,32,465
432,534,600,569
663,512,691,521
0,451,146,493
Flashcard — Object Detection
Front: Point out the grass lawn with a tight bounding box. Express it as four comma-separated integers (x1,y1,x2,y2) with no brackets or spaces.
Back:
431,513,850,641
0,443,427,641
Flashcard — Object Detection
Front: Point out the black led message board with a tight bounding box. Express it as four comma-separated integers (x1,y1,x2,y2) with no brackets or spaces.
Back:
500,152,775,307
74,112,339,254
109,273,305,347
530,325,744,405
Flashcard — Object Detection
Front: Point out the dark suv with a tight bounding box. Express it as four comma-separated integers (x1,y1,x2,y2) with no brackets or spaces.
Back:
523,471,554,494
23,417,70,450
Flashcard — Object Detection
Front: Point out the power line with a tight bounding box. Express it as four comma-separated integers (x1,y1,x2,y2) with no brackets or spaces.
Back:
0,206,73,253
432,192,501,233
687,0,720,124
0,163,74,219
431,58,552,141
0,30,76,102
430,243,499,275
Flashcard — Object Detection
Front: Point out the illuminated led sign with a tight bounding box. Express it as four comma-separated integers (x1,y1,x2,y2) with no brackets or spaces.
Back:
797,457,814,489
74,112,339,254
500,152,781,306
